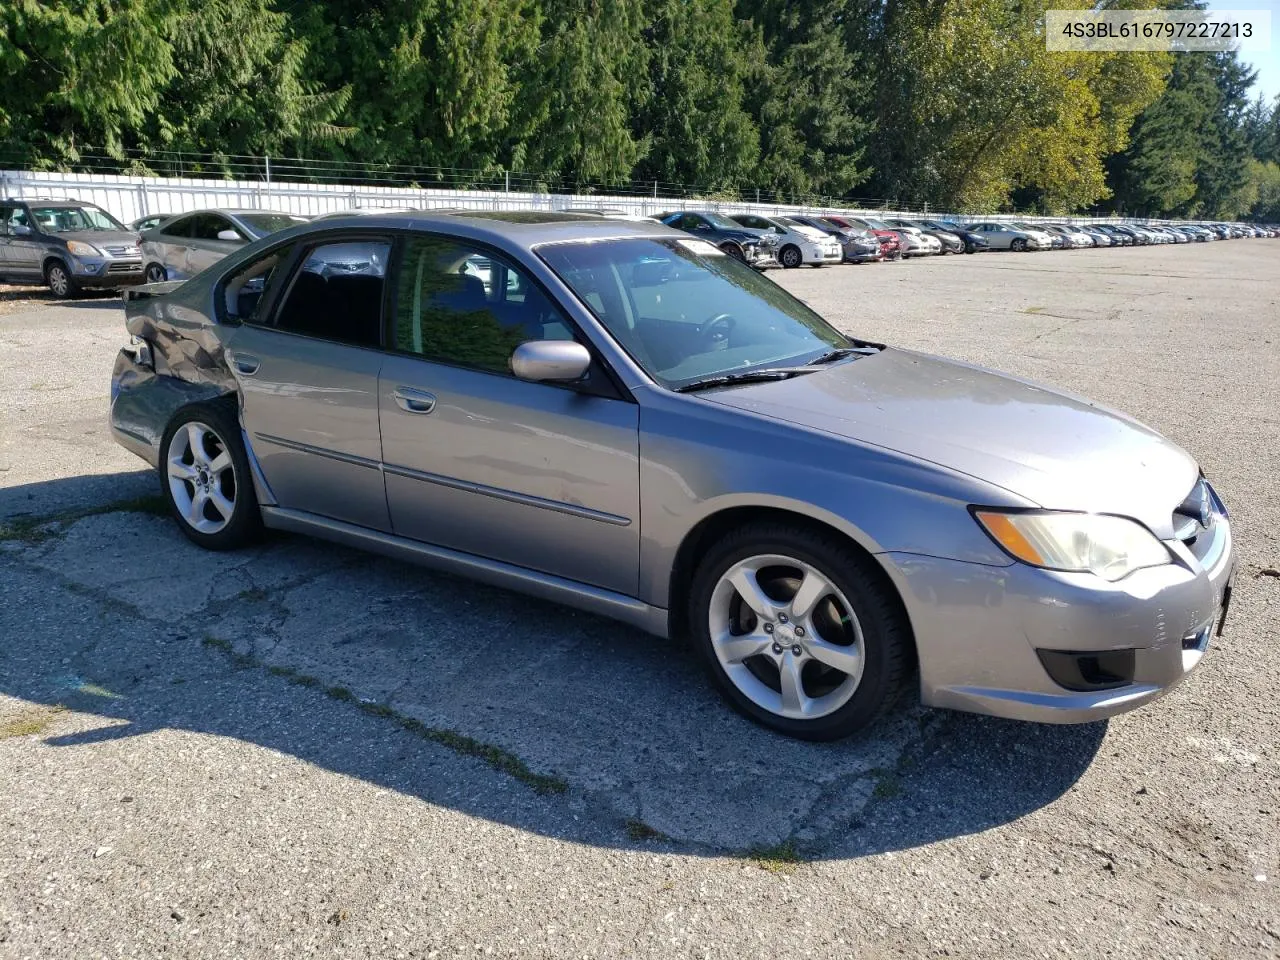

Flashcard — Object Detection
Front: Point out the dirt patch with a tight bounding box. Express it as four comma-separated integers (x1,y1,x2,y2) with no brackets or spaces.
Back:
0,284,54,315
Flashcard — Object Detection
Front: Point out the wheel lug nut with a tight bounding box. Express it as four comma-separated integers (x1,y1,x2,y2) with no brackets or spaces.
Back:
794,626,805,637
778,614,789,624
791,645,802,656
763,623,774,634
771,643,782,655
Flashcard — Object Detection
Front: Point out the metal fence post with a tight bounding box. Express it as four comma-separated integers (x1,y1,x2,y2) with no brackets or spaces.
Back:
264,155,272,185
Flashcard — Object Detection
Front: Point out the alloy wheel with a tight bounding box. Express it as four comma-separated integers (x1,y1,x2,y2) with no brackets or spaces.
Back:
707,554,865,720
47,264,69,296
146,263,167,283
166,421,238,534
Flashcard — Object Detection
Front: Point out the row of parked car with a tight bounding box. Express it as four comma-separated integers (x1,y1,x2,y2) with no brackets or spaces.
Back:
1,195,1276,298
650,210,1280,266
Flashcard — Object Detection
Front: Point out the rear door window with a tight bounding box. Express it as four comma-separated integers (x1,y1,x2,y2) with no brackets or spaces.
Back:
191,214,241,241
162,215,195,238
271,239,391,348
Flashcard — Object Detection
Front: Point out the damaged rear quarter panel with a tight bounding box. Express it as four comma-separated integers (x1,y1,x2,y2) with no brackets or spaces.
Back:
112,278,240,466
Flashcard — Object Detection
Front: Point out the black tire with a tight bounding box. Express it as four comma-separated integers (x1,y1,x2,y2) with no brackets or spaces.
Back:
721,243,746,263
688,522,912,741
779,245,802,269
159,401,261,551
145,263,167,283
44,260,80,299
965,243,976,254
1010,238,1027,252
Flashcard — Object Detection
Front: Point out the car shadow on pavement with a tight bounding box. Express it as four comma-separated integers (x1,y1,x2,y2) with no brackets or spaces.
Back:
1,472,1107,859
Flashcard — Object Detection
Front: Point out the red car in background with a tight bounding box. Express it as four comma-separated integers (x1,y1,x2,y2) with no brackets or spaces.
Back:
822,215,902,261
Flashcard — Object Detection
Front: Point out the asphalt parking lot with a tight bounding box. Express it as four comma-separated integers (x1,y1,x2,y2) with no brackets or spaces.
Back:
2,243,1277,958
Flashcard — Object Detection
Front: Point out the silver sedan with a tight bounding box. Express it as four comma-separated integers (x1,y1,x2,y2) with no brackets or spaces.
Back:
110,211,1234,740
140,208,309,283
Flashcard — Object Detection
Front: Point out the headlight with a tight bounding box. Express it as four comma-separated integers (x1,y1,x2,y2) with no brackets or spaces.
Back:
67,240,102,256
973,510,1171,581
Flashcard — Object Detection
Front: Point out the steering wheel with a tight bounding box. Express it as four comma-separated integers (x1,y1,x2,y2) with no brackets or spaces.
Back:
698,313,736,347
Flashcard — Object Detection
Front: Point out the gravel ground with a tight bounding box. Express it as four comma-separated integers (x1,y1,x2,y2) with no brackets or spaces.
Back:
1,243,1277,959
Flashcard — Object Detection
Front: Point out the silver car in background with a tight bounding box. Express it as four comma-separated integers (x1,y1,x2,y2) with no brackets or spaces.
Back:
965,221,1054,251
110,211,1234,740
141,208,309,283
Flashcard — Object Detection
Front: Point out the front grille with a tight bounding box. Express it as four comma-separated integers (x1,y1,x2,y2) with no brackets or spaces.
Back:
1172,477,1224,562
104,245,137,256
106,260,142,274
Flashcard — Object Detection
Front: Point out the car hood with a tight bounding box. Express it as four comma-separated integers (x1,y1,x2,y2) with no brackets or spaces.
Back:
699,348,1198,537
59,230,140,248
793,225,831,242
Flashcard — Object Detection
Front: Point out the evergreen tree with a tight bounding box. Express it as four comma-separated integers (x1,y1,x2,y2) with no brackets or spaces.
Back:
737,0,875,201
631,0,761,194
0,0,175,163
517,0,651,185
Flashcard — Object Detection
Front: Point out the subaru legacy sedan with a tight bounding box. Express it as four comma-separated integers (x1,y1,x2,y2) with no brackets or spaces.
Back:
110,211,1234,740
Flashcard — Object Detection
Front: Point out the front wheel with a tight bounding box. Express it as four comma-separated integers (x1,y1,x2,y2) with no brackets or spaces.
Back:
145,263,167,284
159,402,261,550
779,245,803,269
688,523,912,740
45,261,80,299
721,244,746,263
1010,238,1027,252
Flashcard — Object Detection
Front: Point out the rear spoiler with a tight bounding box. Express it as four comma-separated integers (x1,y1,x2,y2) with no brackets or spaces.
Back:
124,280,184,303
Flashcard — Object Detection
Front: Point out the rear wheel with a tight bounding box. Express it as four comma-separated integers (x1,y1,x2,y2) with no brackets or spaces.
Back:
45,261,79,299
689,523,912,740
159,402,261,550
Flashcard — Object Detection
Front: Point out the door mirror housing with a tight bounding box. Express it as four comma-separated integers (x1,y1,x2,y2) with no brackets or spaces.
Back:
9,223,33,237
217,229,242,242
510,340,592,383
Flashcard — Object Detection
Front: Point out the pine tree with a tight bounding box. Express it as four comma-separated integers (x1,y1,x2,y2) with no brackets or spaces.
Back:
631,0,761,194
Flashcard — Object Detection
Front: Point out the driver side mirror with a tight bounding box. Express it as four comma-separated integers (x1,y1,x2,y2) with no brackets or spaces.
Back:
511,340,592,383
217,229,242,242
9,223,32,237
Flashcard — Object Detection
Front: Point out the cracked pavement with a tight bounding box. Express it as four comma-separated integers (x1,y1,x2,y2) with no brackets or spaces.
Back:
2,243,1278,958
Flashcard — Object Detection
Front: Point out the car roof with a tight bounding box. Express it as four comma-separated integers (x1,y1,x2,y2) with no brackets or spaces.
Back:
282,208,676,251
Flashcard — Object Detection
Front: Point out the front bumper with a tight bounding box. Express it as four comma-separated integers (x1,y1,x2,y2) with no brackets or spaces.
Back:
801,243,843,264
72,255,144,287
882,510,1233,724
750,247,780,269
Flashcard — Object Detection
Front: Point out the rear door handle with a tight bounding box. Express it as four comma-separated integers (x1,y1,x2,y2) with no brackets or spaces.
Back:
393,386,436,414
229,352,260,376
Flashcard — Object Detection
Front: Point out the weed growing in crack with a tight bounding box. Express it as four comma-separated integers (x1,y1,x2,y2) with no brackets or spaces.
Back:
198,639,568,795
872,771,904,800
741,839,802,874
624,818,668,842
0,705,66,739
0,494,168,544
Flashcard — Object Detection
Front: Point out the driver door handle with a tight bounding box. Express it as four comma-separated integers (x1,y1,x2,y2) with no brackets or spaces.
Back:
393,386,436,414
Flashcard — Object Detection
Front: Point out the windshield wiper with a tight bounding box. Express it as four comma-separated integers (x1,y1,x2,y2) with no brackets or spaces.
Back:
807,345,881,365
673,367,822,393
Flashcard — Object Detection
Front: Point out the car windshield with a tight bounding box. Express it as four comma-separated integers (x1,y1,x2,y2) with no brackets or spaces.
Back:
538,237,849,389
700,212,744,230
238,213,309,238
28,206,124,232
858,217,890,230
